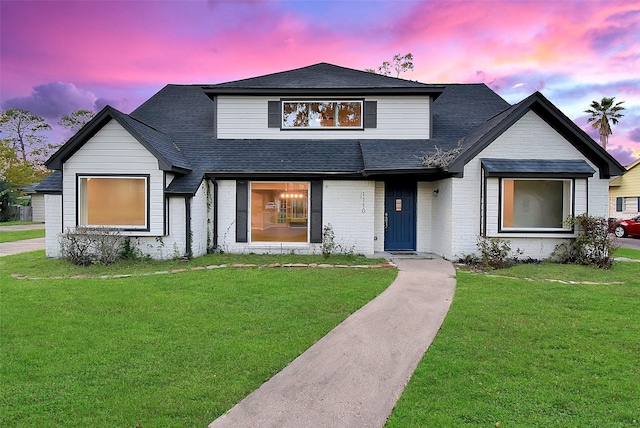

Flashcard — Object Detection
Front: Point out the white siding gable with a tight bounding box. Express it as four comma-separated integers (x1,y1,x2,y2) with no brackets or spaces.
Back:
62,120,165,236
447,110,609,260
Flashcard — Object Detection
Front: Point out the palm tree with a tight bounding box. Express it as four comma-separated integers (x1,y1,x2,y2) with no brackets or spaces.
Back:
584,97,625,150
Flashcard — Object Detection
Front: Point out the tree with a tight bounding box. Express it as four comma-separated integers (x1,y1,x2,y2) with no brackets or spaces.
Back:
584,97,625,150
0,108,53,165
58,109,95,134
365,53,414,77
0,139,45,187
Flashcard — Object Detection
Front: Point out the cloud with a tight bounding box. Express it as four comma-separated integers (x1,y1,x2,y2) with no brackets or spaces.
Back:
2,82,97,119
608,144,638,167
629,128,640,143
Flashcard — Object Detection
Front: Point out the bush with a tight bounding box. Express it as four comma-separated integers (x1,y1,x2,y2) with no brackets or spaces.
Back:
476,236,519,270
59,227,124,266
552,214,618,269
0,180,15,222
322,224,335,258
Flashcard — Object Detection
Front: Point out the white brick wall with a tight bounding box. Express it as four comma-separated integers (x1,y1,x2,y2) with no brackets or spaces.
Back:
44,194,62,258
322,180,375,256
416,182,435,252
430,179,453,258
374,182,385,252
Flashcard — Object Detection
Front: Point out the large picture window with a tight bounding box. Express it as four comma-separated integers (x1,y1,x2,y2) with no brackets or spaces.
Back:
282,101,362,129
501,179,572,231
78,176,148,229
251,182,308,242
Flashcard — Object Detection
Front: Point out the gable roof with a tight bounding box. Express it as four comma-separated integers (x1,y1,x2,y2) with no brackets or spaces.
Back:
202,62,445,97
446,91,626,178
45,106,192,173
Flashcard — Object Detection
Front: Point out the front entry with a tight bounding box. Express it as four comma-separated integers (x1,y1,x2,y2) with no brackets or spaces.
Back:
384,181,416,251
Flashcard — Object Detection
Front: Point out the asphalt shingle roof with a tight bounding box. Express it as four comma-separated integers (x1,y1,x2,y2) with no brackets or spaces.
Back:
40,63,623,195
481,159,596,176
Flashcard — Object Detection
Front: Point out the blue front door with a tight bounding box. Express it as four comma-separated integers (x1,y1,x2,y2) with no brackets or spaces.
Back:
384,182,416,251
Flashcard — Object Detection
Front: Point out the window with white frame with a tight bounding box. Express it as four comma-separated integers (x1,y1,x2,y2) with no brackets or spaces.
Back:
282,101,362,129
78,176,148,229
250,182,309,242
501,179,572,231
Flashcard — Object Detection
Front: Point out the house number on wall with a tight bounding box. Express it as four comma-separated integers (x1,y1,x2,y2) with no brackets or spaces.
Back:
362,191,366,213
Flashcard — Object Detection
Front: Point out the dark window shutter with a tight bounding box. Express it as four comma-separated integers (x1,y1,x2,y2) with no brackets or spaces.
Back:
616,197,623,212
364,101,377,128
236,180,248,242
310,180,323,243
637,197,640,212
268,101,281,128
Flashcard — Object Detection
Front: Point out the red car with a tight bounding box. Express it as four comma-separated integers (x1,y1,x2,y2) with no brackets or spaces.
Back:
612,215,640,238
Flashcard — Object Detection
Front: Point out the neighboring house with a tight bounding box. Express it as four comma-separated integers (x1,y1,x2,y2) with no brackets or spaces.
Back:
36,63,624,260
609,158,640,220
20,184,45,222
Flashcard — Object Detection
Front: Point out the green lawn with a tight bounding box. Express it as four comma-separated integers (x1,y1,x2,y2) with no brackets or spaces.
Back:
0,221,40,226
387,261,639,427
0,228,45,243
0,252,397,427
614,246,640,260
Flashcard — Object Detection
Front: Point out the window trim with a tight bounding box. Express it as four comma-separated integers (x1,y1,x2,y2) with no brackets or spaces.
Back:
76,174,150,231
281,99,364,130
249,181,310,244
498,178,574,233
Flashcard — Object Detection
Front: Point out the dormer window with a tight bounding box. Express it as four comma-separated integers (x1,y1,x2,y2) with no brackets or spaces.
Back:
282,101,363,129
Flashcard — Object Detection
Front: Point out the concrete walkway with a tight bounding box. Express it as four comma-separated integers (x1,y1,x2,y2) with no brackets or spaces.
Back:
0,224,46,257
209,256,456,428
0,238,46,256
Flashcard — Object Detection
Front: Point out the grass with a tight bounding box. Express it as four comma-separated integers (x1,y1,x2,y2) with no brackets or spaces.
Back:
0,228,45,243
386,261,639,427
0,252,397,427
614,246,640,260
1,250,387,277
0,221,40,226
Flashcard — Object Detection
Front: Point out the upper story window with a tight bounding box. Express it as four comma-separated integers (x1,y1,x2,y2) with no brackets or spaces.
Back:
282,101,363,129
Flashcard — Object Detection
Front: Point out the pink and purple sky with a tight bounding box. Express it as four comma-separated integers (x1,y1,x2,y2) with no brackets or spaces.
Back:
1,0,639,165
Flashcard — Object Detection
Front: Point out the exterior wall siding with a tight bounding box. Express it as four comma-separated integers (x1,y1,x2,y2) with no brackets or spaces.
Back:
609,163,640,219
31,194,46,223
451,110,609,260
217,96,431,139
322,180,375,256
44,194,62,257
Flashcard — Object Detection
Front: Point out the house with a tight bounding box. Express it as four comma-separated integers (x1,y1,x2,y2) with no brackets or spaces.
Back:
37,63,624,260
21,184,45,223
609,158,640,220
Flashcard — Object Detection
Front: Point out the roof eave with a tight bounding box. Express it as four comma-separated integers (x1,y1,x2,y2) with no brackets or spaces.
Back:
203,87,445,97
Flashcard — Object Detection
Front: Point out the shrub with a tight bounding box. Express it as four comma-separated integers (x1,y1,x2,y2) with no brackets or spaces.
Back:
552,214,618,269
476,236,518,270
59,227,124,266
321,223,335,258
